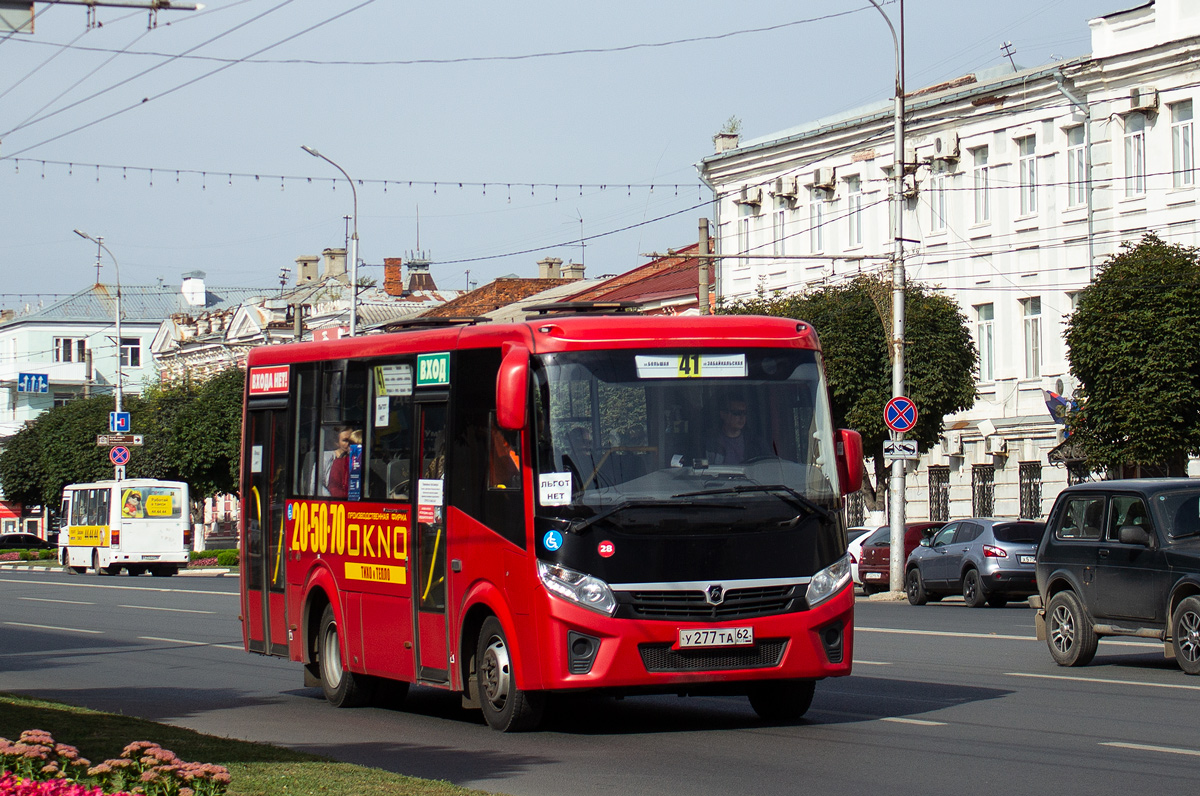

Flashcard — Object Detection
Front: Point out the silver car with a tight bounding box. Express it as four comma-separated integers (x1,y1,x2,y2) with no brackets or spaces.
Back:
905,517,1044,608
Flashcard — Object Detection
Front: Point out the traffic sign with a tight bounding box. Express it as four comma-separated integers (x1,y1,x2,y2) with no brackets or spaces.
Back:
17,373,48,393
883,439,919,462
110,411,131,433
884,396,918,433
97,434,144,446
114,465,126,481
109,446,131,466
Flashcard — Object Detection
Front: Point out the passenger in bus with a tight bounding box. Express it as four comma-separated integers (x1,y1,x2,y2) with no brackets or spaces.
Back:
489,426,521,489
706,396,766,465
327,427,360,499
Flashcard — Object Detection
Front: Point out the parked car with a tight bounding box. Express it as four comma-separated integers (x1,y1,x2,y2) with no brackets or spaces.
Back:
905,517,1044,607
1034,479,1200,674
846,526,876,589
858,522,943,594
0,532,54,551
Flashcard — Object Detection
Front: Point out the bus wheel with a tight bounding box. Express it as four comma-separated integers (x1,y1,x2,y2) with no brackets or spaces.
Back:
476,616,544,732
748,679,816,723
92,551,115,576
317,604,373,708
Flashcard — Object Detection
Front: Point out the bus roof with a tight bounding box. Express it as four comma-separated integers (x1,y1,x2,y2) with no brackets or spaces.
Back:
64,479,188,491
247,314,820,368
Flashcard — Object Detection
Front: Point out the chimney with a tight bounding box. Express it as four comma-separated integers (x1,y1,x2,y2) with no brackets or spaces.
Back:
562,262,585,280
295,255,319,284
714,132,740,153
406,256,437,292
537,257,563,279
383,257,406,296
322,248,348,282
181,270,207,307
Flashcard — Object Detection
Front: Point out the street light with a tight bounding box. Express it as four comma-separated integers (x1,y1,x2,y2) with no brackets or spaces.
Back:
866,0,908,595
73,229,122,415
301,145,359,337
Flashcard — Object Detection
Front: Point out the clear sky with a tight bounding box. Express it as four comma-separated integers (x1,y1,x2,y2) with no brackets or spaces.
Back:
0,0,1111,309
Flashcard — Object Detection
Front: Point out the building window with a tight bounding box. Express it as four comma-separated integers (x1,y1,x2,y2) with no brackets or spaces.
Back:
846,176,862,247
1066,126,1087,206
120,337,142,369
1019,461,1042,519
773,201,786,257
54,338,86,363
1017,136,1037,215
972,464,995,517
1022,296,1042,379
973,146,990,223
845,490,865,527
929,466,950,522
929,164,947,231
53,392,74,408
1124,113,1146,197
976,303,994,382
1172,100,1194,189
809,190,825,253
737,214,751,268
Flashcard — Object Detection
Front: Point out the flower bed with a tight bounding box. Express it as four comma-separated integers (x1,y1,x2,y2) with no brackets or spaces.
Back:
0,730,229,796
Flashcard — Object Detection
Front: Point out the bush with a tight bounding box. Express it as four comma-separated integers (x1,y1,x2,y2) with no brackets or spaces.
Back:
215,551,238,568
188,550,235,562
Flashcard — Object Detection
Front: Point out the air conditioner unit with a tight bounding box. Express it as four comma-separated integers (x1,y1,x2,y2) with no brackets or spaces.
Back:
1129,85,1159,114
772,176,798,200
735,185,763,206
932,131,960,161
986,436,1008,455
942,431,964,457
811,167,836,191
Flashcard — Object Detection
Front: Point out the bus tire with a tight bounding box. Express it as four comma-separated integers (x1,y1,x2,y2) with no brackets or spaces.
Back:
317,604,374,708
748,679,816,723
476,616,544,732
92,551,115,576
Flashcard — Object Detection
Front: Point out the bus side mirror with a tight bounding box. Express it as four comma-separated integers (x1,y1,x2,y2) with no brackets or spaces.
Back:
496,344,530,430
835,428,864,495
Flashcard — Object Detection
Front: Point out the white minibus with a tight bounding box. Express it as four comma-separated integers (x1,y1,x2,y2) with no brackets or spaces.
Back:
59,479,192,576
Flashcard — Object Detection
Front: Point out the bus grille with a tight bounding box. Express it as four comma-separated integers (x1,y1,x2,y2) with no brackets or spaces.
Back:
638,639,788,672
617,585,801,621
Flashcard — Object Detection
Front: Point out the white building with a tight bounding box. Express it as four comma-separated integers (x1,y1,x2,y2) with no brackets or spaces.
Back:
698,0,1200,521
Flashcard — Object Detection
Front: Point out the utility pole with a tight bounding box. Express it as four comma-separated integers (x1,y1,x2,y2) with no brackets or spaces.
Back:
698,217,711,315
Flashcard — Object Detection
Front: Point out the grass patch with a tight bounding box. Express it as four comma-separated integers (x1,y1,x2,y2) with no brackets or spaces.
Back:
0,693,497,796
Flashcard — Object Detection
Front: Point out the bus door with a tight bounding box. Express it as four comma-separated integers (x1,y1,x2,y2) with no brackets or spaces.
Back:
413,397,450,683
244,404,290,656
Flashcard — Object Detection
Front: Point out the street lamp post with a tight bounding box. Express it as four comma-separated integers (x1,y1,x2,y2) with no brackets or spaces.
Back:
866,0,908,595
301,145,359,337
73,229,122,415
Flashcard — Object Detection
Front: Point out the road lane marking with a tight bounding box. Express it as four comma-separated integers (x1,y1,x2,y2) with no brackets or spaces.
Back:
139,636,244,651
852,660,892,665
1007,672,1200,692
858,626,1034,641
19,597,93,605
1100,742,1200,757
119,605,215,614
881,717,947,726
5,622,101,635
0,577,235,596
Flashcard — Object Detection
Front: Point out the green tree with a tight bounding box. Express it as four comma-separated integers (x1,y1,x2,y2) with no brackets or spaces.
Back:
722,274,977,508
1065,233,1200,475
171,367,245,501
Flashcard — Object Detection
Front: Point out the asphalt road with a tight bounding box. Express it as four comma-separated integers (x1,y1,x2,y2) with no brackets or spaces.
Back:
3,569,1200,796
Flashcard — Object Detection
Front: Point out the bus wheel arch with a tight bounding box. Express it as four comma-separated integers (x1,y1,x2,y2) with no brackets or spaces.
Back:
475,615,545,732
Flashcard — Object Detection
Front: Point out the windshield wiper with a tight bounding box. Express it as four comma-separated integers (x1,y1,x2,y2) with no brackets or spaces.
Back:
671,483,834,522
558,498,739,534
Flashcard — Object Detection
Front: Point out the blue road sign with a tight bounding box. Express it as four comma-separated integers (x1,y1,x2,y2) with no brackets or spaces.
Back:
884,396,918,433
17,373,48,393
109,446,131,466
110,411,131,433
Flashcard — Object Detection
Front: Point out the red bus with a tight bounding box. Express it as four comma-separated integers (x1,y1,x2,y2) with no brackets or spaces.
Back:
240,311,864,731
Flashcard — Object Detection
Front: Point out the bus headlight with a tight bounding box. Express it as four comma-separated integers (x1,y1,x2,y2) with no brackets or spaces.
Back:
537,560,617,616
806,554,852,607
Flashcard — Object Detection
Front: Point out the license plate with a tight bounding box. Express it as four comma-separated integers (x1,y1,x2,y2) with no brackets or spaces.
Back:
1020,555,1035,564
864,572,883,580
678,627,753,648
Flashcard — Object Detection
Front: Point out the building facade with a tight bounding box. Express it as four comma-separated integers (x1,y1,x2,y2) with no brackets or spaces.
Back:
698,0,1200,521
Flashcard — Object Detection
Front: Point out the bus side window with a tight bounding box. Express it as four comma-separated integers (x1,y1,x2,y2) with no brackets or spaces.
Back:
368,362,414,501
98,490,110,524
294,366,322,497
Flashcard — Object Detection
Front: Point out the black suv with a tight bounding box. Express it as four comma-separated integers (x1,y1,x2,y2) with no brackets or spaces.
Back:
1034,479,1200,674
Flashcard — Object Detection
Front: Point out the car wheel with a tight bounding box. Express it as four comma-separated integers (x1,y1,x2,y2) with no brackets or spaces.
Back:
1046,590,1097,667
748,679,816,723
987,595,1009,608
962,570,986,608
905,568,928,606
317,604,374,707
477,616,544,731
1171,596,1200,675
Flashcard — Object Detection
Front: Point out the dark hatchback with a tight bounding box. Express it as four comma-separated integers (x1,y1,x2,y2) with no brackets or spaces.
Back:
857,522,944,594
1034,479,1200,674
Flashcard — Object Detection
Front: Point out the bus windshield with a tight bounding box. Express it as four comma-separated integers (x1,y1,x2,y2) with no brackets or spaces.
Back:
532,348,841,529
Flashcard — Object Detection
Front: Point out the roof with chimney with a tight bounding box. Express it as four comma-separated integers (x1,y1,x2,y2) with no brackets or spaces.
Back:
0,282,269,328
565,243,708,309
419,278,577,318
